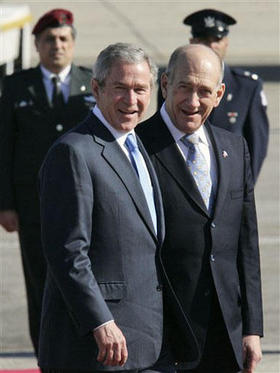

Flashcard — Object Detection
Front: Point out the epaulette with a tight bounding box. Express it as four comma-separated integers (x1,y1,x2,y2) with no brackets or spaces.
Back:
78,66,92,73
231,67,259,81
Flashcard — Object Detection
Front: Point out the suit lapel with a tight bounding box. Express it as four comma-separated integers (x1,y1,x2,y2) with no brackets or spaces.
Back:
149,113,209,216
138,137,165,245
206,122,231,218
26,66,50,110
86,114,158,241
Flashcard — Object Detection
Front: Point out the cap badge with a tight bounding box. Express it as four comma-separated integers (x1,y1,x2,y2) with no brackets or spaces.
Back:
204,16,216,28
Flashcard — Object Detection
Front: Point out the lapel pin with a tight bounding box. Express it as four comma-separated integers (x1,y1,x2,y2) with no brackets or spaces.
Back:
222,150,228,158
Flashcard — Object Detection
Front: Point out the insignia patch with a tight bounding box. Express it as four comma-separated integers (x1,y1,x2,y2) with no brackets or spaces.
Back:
17,100,33,108
227,112,238,124
204,16,216,28
260,90,268,106
84,95,95,103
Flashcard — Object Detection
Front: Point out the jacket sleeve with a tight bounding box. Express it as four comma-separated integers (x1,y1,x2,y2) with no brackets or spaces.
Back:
243,80,269,184
40,142,114,336
0,76,17,210
238,138,263,336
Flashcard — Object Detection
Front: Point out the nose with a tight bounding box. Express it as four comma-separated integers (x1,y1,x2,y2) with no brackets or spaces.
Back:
186,91,200,108
53,37,62,49
124,89,137,105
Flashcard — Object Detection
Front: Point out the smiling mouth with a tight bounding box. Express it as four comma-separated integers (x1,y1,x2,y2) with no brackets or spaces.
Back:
119,110,137,115
182,109,199,116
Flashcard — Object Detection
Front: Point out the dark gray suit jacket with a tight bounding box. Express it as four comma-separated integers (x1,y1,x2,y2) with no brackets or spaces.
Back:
137,112,263,370
38,113,168,370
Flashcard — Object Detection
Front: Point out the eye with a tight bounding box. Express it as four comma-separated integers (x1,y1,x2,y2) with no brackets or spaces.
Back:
199,88,212,97
135,87,148,94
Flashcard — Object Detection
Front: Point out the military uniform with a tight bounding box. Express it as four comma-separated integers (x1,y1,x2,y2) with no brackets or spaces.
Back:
0,64,93,353
209,63,269,183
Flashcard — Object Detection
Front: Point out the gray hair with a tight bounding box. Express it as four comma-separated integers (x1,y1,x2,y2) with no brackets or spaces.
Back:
165,44,224,87
92,42,158,87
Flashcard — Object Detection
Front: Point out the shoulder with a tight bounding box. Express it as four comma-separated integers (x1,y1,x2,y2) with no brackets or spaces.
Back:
229,66,263,87
137,112,162,134
3,67,39,84
72,64,92,78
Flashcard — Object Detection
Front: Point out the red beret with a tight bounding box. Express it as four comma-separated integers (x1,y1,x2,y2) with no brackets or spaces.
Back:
32,8,74,35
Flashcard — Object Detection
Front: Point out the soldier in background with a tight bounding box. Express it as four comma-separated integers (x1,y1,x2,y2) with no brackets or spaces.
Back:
158,9,269,184
0,8,93,355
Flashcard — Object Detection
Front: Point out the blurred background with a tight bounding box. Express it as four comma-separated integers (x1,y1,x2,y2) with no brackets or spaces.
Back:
0,0,279,371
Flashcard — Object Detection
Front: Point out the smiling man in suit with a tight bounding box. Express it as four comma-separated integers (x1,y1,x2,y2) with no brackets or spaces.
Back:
0,8,93,355
38,42,177,373
137,44,263,373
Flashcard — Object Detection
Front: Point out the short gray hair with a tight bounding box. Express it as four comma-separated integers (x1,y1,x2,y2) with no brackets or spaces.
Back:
92,42,158,87
165,44,224,87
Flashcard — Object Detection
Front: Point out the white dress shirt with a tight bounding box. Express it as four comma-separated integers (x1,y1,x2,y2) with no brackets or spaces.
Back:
160,103,218,195
40,64,71,103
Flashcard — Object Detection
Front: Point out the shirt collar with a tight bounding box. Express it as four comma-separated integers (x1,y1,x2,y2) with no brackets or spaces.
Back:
40,64,72,83
92,105,135,146
160,102,209,146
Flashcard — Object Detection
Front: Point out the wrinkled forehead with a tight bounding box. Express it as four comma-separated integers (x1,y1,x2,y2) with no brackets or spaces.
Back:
177,58,218,79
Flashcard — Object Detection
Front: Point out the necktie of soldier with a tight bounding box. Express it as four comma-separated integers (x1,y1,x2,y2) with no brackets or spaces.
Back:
125,133,157,233
51,75,65,107
182,133,214,214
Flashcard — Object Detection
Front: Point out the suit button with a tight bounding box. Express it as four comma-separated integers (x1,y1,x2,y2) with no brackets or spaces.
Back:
156,285,163,292
211,222,216,228
56,124,63,132
210,254,215,262
204,290,210,296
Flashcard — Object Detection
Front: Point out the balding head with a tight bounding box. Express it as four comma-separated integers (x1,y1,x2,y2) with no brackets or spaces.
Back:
161,44,225,134
166,44,224,86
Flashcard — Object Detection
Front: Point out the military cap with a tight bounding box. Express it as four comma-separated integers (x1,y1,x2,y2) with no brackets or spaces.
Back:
183,9,236,39
32,8,74,35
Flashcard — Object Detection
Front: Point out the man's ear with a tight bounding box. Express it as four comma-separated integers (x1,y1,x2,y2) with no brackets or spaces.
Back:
214,83,225,107
91,79,100,100
161,73,169,99
34,38,39,52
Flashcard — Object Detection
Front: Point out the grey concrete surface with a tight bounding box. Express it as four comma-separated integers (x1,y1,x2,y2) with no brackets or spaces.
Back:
0,0,279,371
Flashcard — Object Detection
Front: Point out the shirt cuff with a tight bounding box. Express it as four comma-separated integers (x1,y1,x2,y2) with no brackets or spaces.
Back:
93,319,114,332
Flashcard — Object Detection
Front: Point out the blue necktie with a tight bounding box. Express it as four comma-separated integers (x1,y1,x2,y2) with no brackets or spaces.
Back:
125,134,157,233
182,133,214,213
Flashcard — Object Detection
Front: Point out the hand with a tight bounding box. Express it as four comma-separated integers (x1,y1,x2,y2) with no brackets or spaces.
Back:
242,335,262,373
0,210,19,232
93,321,128,367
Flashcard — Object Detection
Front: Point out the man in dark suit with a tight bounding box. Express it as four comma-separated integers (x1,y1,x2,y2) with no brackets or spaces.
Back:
38,42,179,372
0,9,93,355
158,9,269,184
137,44,263,373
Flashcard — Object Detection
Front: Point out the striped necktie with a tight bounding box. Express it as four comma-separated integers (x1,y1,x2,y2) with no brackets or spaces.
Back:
182,133,214,213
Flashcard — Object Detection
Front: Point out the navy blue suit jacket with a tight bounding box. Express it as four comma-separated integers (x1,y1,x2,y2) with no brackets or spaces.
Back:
38,113,170,370
137,113,263,370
